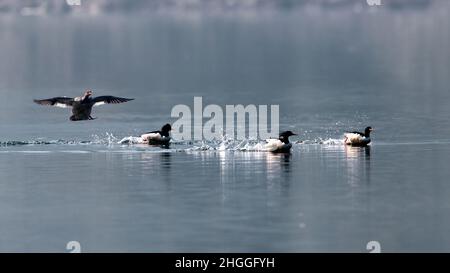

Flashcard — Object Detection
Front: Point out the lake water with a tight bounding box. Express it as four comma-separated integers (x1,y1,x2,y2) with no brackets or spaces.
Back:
1,3,450,252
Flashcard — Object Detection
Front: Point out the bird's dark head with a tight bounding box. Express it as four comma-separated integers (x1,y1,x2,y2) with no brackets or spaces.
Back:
84,89,93,97
365,126,373,136
161,123,172,133
280,131,297,137
279,131,297,143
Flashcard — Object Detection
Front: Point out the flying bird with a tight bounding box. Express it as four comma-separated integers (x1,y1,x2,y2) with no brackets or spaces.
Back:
33,90,133,121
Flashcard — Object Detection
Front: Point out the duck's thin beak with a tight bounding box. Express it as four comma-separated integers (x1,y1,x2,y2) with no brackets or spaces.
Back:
369,128,374,131
292,133,298,136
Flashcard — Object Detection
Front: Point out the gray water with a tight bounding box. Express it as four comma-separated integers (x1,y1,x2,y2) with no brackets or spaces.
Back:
1,3,450,252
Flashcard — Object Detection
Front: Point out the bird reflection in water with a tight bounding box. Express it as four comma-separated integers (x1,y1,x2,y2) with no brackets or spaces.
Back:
344,145,371,187
267,152,292,168
149,143,171,150
139,151,173,178
266,152,292,189
159,152,172,170
344,145,371,160
158,152,173,189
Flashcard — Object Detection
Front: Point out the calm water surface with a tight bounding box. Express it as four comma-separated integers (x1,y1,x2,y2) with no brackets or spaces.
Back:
0,4,450,252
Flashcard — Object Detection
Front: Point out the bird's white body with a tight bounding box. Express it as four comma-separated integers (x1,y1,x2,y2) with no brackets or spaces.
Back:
344,133,371,146
265,139,292,153
141,132,171,144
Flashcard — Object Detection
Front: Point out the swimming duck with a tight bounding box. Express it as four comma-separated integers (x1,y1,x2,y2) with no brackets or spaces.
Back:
33,90,133,121
265,131,297,153
141,124,172,145
344,126,373,146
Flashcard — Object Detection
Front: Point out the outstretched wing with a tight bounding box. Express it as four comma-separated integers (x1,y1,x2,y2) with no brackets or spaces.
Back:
33,97,74,108
92,96,134,106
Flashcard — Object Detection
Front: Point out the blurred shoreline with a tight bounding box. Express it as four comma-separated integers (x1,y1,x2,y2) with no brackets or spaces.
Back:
0,0,438,17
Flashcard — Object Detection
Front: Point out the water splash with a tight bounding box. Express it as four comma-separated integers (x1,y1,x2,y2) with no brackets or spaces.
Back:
118,136,145,145
0,133,119,147
91,132,119,146
1,133,345,151
296,138,344,145
186,135,267,152
0,139,82,146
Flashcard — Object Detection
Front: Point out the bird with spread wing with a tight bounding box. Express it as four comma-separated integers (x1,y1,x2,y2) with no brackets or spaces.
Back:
33,90,133,121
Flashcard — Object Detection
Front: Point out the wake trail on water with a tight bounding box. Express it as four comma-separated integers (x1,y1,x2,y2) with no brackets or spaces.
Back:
0,133,345,151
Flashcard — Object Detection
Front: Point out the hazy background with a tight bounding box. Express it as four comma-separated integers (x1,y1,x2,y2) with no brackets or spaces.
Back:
0,0,449,142
0,0,438,15
0,0,450,252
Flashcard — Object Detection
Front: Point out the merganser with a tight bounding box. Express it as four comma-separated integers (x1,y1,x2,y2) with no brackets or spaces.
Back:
33,90,133,121
141,124,172,145
265,131,297,153
344,126,373,146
